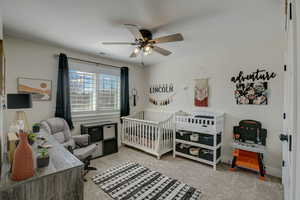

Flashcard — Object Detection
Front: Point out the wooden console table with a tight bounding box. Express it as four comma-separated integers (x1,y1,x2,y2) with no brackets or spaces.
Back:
0,131,84,200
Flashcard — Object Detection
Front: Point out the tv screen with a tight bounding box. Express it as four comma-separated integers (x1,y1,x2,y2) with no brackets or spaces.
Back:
7,94,32,109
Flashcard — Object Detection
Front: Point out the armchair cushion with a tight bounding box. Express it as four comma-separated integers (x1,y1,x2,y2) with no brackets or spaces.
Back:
53,132,66,144
73,144,97,161
62,139,75,149
73,134,90,147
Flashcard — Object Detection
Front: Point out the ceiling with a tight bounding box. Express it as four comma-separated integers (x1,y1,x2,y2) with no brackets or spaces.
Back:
2,0,282,66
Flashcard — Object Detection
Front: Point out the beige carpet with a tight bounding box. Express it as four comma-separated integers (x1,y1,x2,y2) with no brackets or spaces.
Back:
84,147,282,200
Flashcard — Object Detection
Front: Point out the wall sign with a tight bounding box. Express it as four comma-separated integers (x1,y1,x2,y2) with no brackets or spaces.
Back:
150,84,174,94
231,68,276,105
149,83,175,106
231,69,276,83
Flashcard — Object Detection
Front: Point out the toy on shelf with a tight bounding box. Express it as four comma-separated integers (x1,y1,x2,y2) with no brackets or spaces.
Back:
230,120,267,181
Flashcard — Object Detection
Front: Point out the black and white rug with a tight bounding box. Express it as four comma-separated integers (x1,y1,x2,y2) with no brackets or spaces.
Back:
92,162,202,200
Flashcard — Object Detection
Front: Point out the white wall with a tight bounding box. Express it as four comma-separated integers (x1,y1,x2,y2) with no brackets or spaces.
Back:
0,13,2,39
0,8,4,162
144,4,284,177
4,36,146,143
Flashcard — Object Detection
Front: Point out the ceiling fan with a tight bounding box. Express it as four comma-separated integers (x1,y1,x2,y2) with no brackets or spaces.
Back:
102,24,184,58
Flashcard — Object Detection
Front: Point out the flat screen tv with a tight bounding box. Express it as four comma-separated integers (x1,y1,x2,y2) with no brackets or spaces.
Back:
7,94,32,109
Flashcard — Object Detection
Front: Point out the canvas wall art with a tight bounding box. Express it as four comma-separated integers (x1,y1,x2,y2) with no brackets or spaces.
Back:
194,78,208,107
234,82,268,105
18,78,52,101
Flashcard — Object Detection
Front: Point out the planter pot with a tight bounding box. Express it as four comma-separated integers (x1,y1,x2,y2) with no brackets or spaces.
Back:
32,126,40,133
37,156,50,168
28,138,35,145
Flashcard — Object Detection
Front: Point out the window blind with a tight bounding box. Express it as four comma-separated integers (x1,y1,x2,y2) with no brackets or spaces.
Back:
69,61,120,115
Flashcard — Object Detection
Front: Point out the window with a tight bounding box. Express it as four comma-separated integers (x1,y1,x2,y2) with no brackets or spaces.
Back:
69,62,120,115
97,74,120,111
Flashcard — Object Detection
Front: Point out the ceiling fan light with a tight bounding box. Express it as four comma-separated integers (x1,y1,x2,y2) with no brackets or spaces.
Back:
134,47,140,54
144,45,152,52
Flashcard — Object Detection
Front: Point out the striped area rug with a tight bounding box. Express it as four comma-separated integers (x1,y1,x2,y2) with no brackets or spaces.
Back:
92,162,202,200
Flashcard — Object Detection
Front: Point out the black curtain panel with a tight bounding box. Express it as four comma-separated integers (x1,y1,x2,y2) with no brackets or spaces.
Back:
55,53,74,129
120,67,130,119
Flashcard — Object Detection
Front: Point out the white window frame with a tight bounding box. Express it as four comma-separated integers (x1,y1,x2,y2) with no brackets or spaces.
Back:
69,60,121,118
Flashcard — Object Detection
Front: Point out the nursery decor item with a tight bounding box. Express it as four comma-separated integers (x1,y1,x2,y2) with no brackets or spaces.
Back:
149,83,176,106
92,162,202,200
37,148,50,168
11,130,35,181
231,68,276,105
131,88,138,106
194,78,209,107
18,77,52,101
235,82,268,105
231,68,276,83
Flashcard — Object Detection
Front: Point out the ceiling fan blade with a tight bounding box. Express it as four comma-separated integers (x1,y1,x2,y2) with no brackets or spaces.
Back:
102,42,137,45
153,46,172,56
124,24,145,41
130,50,139,58
151,33,184,44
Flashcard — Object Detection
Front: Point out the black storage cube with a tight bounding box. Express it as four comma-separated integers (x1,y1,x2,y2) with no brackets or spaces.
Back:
198,133,221,146
103,139,118,155
176,131,192,141
81,125,103,143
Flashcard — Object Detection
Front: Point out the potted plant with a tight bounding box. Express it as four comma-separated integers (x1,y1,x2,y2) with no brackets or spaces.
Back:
32,123,40,133
37,148,50,168
27,131,37,145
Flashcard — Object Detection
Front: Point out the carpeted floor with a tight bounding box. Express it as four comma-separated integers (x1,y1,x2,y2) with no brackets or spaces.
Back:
84,147,283,200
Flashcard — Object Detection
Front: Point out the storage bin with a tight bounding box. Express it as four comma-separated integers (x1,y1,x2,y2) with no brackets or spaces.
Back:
176,131,192,141
176,143,190,154
198,147,221,161
198,132,221,146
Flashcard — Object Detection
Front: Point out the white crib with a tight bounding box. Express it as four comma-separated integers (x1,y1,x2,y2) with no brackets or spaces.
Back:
121,111,174,159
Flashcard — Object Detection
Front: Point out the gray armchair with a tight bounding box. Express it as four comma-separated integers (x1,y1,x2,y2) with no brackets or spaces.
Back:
41,118,97,179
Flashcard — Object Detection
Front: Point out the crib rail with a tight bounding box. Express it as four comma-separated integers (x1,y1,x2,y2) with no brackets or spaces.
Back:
121,112,174,159
128,111,144,120
158,115,174,152
122,117,160,151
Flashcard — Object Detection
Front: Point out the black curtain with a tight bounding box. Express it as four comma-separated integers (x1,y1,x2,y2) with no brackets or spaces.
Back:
120,67,130,119
55,53,74,129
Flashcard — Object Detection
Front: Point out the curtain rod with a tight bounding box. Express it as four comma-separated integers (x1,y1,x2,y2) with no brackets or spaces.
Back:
54,54,121,69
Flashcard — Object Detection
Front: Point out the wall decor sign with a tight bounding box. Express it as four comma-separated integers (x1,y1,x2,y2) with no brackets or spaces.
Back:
231,69,276,83
150,83,174,94
149,83,175,106
194,78,209,107
18,78,52,101
231,68,276,105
